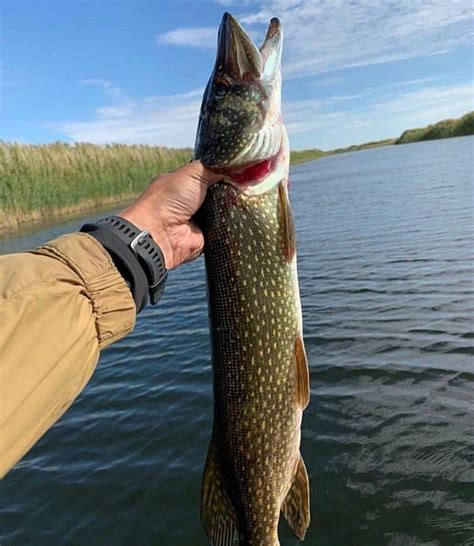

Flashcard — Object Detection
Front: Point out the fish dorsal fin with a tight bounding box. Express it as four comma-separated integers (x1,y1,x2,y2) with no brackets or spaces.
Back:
278,182,296,263
201,436,239,546
281,455,311,540
295,335,310,409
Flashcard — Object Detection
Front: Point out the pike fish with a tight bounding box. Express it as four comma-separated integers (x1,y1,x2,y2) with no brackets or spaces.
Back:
194,13,310,546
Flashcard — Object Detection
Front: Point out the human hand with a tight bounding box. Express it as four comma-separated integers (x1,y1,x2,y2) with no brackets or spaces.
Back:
118,160,221,269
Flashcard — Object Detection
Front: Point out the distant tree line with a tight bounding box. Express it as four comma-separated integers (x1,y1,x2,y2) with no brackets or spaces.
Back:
289,111,474,164
395,111,474,144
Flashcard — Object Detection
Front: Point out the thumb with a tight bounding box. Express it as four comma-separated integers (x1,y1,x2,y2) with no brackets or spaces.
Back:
187,159,222,187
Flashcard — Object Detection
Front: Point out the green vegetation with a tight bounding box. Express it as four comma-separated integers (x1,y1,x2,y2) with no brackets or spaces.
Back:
289,138,395,164
0,142,192,233
288,112,474,164
288,138,395,165
396,111,474,144
290,148,327,164
330,138,396,154
1,111,473,234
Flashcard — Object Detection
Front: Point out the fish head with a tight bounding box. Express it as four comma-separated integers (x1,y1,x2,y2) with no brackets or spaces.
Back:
194,13,287,193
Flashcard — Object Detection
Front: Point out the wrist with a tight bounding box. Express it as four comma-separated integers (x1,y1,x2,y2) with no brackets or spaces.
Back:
80,216,168,308
118,205,173,269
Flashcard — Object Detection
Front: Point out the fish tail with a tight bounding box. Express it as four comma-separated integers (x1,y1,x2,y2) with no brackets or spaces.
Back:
201,435,239,546
281,454,310,540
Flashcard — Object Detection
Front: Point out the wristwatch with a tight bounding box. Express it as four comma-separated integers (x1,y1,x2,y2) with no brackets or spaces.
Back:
81,216,167,306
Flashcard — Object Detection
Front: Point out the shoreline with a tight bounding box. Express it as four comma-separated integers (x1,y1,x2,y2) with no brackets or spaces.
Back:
2,131,472,239
0,194,135,239
0,144,395,238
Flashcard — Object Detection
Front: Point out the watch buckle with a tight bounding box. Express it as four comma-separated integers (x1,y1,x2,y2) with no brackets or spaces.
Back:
130,230,149,252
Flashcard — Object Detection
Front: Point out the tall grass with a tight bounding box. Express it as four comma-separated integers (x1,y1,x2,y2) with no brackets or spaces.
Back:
2,110,473,233
290,148,327,164
0,142,192,231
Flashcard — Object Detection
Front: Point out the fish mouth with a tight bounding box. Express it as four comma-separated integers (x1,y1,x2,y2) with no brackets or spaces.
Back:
217,134,288,195
194,14,283,180
217,12,282,81
259,17,282,79
212,13,283,178
217,154,278,186
216,12,261,79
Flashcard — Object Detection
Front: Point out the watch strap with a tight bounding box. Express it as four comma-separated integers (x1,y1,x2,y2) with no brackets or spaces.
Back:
96,216,167,305
80,222,149,312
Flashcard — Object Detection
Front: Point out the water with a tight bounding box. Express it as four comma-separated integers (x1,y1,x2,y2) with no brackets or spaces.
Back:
1,137,473,546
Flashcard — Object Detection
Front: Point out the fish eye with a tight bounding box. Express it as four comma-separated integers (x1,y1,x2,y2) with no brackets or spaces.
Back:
214,80,230,98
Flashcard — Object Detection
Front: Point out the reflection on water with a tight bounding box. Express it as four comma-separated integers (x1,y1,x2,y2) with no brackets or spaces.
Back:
1,137,473,545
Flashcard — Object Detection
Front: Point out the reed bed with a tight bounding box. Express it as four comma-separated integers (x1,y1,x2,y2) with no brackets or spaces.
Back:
290,148,327,164
3,110,472,234
0,142,192,232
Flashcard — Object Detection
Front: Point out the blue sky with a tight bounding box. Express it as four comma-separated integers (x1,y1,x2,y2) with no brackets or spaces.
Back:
1,0,473,150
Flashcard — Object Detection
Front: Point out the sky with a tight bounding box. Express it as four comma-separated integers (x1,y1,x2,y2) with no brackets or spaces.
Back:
1,0,473,150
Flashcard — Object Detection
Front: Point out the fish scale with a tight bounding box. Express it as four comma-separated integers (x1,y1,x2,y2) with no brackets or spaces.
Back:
195,12,310,546
199,182,309,545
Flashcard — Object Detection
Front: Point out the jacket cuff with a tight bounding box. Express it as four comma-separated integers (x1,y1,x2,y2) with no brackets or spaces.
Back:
80,222,149,313
32,233,136,349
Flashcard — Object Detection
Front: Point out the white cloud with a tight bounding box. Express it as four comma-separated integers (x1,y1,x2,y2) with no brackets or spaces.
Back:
50,76,472,151
163,0,473,79
80,78,124,100
283,82,474,149
214,0,254,5
311,76,346,88
157,27,217,48
50,86,204,147
371,84,474,116
96,103,136,119
383,77,442,89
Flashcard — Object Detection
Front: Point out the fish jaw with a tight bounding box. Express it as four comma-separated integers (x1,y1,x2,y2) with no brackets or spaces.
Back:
217,126,289,196
213,12,263,81
194,13,283,174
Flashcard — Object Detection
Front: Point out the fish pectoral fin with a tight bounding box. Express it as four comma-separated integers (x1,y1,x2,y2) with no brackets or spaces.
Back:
201,437,239,546
295,335,310,409
278,181,296,263
281,455,310,540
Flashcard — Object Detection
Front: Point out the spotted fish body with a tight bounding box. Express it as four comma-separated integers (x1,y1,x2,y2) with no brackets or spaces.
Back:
195,13,310,546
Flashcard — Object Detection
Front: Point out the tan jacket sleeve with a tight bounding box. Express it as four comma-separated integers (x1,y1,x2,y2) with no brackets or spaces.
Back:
0,233,136,478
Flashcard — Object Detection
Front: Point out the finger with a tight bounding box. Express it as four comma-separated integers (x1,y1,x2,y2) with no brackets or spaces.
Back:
183,222,205,263
185,160,222,187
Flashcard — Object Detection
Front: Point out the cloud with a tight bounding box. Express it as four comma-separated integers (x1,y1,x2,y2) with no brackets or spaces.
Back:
50,86,204,147
157,27,217,48
80,78,124,100
214,0,254,5
371,83,474,117
50,75,472,151
162,0,472,79
386,77,442,89
283,82,474,148
311,76,346,88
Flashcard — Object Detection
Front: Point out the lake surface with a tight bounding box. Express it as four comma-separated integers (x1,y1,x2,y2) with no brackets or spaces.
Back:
1,137,473,546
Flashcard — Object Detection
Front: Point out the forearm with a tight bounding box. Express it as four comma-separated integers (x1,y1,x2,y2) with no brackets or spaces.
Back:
0,233,136,478
0,160,219,478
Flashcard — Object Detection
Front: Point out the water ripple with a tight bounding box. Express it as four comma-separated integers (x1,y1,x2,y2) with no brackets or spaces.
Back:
1,137,473,545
